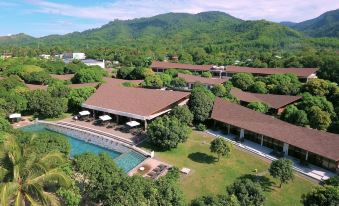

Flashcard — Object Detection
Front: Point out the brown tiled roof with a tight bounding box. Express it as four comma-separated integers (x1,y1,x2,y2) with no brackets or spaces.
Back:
151,61,212,71
178,73,229,85
68,83,100,89
211,98,339,161
50,74,75,81
25,84,48,91
226,66,318,78
83,78,190,120
230,88,301,109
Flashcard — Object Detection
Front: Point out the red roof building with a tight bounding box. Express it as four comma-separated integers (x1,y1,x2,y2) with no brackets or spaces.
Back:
230,88,301,113
211,98,339,172
178,73,229,88
151,61,213,72
82,78,190,124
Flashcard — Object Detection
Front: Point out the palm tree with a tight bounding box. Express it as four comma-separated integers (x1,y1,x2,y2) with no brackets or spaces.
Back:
0,134,71,206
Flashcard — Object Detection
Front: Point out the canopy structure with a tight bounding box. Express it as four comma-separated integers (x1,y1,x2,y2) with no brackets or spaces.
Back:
126,121,140,128
9,113,21,119
99,115,112,122
79,110,90,116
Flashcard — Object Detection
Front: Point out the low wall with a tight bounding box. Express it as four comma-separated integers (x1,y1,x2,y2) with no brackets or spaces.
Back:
39,121,150,156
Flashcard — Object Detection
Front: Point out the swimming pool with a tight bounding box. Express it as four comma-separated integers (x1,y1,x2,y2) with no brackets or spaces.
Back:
20,124,146,172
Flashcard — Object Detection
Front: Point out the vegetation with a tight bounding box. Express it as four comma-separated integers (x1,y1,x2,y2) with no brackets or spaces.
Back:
247,102,269,113
269,159,294,188
171,105,194,125
301,186,339,206
147,115,191,150
0,134,71,205
281,105,309,126
210,137,231,161
188,84,215,122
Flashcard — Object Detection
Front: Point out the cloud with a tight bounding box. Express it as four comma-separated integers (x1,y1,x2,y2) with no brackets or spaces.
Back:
25,0,339,22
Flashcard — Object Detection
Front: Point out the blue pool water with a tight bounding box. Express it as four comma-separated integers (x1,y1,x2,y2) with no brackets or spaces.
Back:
20,124,146,172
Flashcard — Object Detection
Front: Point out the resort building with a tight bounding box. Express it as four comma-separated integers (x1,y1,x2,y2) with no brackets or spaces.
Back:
151,61,318,82
219,66,318,82
230,88,302,114
82,78,190,129
211,98,339,173
177,73,229,89
62,52,86,60
151,61,213,73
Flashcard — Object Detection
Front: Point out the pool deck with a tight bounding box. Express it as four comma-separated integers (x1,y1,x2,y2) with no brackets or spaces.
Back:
59,117,146,145
11,116,34,129
128,158,171,178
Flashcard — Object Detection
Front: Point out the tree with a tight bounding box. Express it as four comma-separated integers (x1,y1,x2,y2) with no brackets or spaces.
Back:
191,194,240,206
231,73,254,91
211,84,227,97
280,105,309,126
247,102,269,113
72,67,105,83
27,90,68,118
142,75,164,88
210,138,231,161
266,74,301,95
117,67,135,79
227,178,266,206
0,118,11,132
170,77,187,88
28,131,71,156
171,105,194,125
223,81,233,93
188,85,215,122
201,71,212,78
249,81,268,94
57,186,82,206
0,135,71,205
298,93,335,117
147,116,191,150
308,106,332,130
269,158,294,188
323,175,339,187
159,73,173,86
68,86,96,112
301,186,339,206
302,79,337,97
48,84,71,98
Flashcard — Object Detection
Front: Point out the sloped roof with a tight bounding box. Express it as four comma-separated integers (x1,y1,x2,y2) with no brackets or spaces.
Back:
151,61,212,71
211,98,339,161
178,73,229,85
83,78,189,120
226,66,318,78
230,88,301,109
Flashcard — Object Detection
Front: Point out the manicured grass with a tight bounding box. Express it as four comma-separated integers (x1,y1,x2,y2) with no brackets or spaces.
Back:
140,131,316,205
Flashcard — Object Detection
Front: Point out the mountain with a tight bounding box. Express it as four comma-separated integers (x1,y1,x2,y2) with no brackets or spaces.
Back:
0,11,319,51
280,21,297,27
287,9,339,37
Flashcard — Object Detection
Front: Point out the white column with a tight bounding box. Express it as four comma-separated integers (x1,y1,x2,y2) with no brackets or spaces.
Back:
260,135,264,146
144,120,148,131
283,143,289,156
305,151,309,161
227,125,230,134
240,129,244,140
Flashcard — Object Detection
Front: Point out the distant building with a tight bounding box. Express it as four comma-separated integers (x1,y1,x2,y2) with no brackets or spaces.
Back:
81,59,105,69
177,73,229,89
151,61,318,82
39,54,51,59
1,53,12,59
61,52,86,60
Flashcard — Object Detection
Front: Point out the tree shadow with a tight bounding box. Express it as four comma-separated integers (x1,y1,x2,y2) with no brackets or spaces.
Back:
238,174,275,192
188,152,217,164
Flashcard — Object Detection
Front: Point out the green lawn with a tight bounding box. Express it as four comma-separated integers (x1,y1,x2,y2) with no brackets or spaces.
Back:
40,112,73,122
141,131,316,205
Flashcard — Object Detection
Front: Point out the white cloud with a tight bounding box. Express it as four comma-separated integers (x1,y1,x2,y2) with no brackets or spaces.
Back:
26,0,339,22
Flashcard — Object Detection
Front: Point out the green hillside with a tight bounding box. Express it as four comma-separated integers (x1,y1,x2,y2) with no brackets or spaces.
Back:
290,9,339,37
0,11,312,51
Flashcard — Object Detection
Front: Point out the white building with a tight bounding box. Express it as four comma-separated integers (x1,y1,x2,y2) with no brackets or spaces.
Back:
39,54,51,59
81,59,105,69
61,52,86,60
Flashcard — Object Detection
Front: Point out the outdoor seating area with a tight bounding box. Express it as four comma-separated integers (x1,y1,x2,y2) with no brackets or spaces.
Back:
68,111,147,144
146,164,168,180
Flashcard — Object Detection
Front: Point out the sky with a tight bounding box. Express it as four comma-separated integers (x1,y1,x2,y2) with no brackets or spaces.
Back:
0,0,338,37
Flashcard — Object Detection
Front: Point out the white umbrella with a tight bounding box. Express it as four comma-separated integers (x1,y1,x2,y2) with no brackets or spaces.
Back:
9,113,21,119
126,121,140,127
99,115,112,121
79,110,90,116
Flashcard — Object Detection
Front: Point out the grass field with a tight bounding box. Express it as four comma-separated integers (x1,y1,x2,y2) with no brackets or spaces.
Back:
141,131,316,205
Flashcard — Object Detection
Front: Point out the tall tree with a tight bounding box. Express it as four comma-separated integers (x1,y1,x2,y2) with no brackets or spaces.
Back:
269,158,294,188
210,138,231,161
